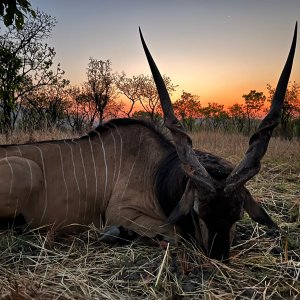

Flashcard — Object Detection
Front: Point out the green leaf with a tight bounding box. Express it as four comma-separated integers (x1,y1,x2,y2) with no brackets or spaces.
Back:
3,14,13,27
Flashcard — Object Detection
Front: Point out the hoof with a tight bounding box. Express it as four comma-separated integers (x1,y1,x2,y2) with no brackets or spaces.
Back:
99,225,121,243
99,225,137,244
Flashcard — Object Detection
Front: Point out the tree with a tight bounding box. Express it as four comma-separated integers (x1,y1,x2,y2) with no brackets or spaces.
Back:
228,103,246,132
132,109,161,122
65,86,89,133
0,43,23,132
139,75,177,122
267,81,300,139
0,0,36,29
114,72,145,117
200,102,229,131
242,90,266,132
104,99,126,120
20,80,69,131
81,58,115,126
0,11,66,133
173,91,201,131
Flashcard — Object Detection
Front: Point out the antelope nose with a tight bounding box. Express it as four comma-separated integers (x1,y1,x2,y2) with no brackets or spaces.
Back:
209,250,230,262
208,241,230,262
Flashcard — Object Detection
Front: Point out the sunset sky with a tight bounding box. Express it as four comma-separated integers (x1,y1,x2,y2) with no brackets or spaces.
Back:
30,0,300,107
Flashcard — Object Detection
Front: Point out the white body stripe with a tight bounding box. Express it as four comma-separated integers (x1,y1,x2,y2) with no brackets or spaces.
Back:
4,157,13,198
72,140,88,221
95,132,108,203
33,145,47,223
89,136,98,215
113,126,123,189
109,128,117,188
57,144,69,218
25,158,33,204
65,140,81,218
14,146,22,156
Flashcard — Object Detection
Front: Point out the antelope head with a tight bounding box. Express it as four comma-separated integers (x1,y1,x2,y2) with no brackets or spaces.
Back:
140,23,297,260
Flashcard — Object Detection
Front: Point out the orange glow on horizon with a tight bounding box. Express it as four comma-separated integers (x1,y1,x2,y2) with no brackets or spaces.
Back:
70,54,300,112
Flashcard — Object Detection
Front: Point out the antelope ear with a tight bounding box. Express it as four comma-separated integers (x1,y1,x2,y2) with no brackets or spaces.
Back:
244,195,278,229
167,180,194,224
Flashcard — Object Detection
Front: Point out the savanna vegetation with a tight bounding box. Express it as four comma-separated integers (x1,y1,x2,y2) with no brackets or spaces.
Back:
0,10,300,138
0,5,299,300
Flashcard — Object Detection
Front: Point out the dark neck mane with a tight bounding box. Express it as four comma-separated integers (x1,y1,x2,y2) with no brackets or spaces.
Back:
155,149,235,238
155,150,187,217
155,151,196,237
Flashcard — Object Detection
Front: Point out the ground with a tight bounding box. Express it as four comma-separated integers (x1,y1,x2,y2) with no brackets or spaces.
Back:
0,130,299,299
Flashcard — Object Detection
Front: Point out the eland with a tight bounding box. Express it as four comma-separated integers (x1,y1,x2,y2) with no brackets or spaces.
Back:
0,24,297,260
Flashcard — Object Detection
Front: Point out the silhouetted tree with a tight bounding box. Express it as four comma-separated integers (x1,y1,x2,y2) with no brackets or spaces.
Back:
139,75,177,122
242,90,266,133
114,72,145,117
0,11,66,133
173,91,201,131
132,109,162,122
228,103,246,132
81,58,115,125
65,86,89,133
0,0,36,29
201,102,229,131
21,80,69,131
267,81,300,139
104,99,126,120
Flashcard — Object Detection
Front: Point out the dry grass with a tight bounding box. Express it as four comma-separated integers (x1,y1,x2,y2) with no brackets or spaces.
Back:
0,129,79,145
0,129,299,299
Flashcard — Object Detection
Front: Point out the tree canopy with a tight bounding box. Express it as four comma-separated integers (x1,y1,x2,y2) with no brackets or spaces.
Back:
0,0,36,29
0,10,67,133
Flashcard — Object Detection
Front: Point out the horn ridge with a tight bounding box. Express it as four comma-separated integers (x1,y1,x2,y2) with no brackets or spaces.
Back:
225,22,297,192
139,27,215,193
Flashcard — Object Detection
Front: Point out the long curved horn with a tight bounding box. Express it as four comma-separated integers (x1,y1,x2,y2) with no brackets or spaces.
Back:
139,27,215,193
225,22,297,193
